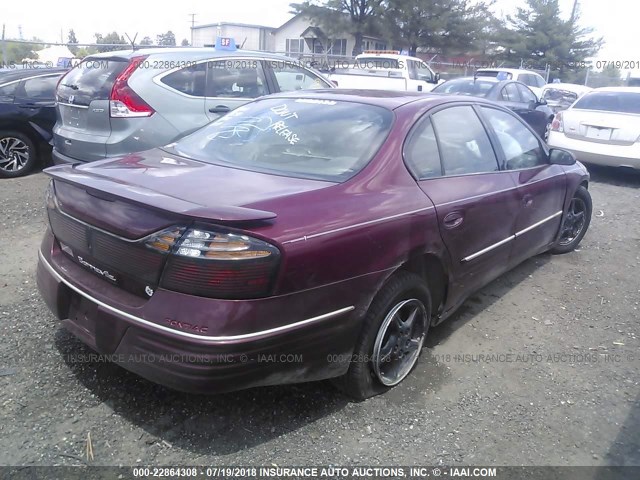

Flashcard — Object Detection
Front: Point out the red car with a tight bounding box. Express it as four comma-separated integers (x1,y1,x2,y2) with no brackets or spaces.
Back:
37,90,592,399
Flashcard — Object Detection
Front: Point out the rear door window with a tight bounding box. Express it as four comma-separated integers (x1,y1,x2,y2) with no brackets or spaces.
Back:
431,106,499,176
517,84,537,103
501,83,521,102
205,60,267,98
160,63,207,97
57,59,128,105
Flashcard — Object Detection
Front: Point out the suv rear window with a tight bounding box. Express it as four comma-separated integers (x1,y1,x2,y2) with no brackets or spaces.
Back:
573,92,640,114
171,98,394,182
57,59,127,106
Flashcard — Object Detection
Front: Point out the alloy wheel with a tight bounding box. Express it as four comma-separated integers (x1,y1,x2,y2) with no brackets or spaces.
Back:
372,298,428,386
558,197,587,246
0,137,30,172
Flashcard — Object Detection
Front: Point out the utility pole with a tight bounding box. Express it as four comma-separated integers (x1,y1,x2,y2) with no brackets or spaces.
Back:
189,13,196,46
1,24,6,66
570,0,579,23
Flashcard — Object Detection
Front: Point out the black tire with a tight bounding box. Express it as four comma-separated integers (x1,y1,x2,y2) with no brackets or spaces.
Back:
332,271,432,400
0,131,38,178
551,185,592,254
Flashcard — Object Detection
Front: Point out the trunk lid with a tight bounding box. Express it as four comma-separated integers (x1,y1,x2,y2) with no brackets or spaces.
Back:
46,149,335,232
562,109,640,145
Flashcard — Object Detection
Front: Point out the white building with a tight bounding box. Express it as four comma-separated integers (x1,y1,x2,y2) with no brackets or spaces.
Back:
191,22,275,51
191,13,387,58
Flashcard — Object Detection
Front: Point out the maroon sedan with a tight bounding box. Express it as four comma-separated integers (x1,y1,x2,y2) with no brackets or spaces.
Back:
37,90,592,399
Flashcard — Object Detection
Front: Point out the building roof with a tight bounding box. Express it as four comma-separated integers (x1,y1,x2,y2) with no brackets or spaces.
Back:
193,22,275,31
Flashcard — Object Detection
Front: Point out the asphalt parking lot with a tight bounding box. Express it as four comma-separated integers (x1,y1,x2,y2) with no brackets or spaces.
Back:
0,165,639,468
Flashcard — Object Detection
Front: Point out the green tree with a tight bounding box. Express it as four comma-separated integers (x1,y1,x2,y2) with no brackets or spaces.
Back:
67,29,79,55
94,32,127,52
4,38,44,64
291,1,384,56
140,36,153,46
156,31,176,46
493,0,602,74
181,38,190,47
382,0,495,56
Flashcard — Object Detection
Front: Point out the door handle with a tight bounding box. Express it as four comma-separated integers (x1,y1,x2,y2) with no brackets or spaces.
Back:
443,211,464,229
522,194,534,208
208,105,231,114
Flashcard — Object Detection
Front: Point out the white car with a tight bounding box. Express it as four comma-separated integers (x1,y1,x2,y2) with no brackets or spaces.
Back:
547,87,640,169
541,83,592,113
327,51,441,93
475,68,546,99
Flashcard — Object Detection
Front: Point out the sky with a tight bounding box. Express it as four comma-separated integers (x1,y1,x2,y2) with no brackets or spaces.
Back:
1,0,637,64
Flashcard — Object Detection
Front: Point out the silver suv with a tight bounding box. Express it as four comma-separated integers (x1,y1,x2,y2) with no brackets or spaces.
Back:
52,48,333,164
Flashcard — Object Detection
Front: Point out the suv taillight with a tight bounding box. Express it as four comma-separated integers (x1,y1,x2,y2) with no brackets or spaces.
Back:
161,228,281,299
110,56,155,118
550,112,564,133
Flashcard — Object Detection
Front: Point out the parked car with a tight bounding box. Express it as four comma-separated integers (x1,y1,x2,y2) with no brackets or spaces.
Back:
541,83,592,113
37,90,591,399
475,68,547,99
0,68,68,177
52,47,333,165
548,87,640,169
326,51,441,92
432,76,554,139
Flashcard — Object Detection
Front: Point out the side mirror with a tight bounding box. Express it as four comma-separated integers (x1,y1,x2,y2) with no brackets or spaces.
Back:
549,148,576,166
434,72,440,83
537,97,547,106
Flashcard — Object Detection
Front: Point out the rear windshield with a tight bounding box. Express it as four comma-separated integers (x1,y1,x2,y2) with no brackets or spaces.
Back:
433,79,496,97
170,98,394,182
57,59,127,106
573,91,640,114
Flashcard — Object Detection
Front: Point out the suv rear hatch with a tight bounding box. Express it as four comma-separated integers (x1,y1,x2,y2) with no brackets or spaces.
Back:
54,55,141,162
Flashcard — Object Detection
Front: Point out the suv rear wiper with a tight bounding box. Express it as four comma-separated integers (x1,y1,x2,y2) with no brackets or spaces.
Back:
61,83,79,90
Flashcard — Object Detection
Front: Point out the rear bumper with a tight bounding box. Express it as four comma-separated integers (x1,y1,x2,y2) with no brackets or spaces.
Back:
37,231,378,394
548,132,640,169
52,148,84,166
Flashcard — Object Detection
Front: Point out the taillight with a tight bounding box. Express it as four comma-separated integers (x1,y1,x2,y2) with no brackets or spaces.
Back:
161,228,281,299
550,112,564,133
110,56,155,118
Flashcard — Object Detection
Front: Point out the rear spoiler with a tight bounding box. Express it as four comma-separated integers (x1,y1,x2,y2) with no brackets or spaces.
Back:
45,166,277,223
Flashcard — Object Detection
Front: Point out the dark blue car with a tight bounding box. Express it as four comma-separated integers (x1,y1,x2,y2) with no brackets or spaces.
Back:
0,68,68,177
433,76,555,140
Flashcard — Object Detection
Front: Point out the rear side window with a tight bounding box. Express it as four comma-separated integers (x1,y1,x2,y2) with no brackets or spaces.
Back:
57,59,127,106
269,63,329,92
404,117,442,179
160,63,206,97
22,75,60,100
0,82,17,98
206,60,267,98
431,106,499,176
573,92,640,114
